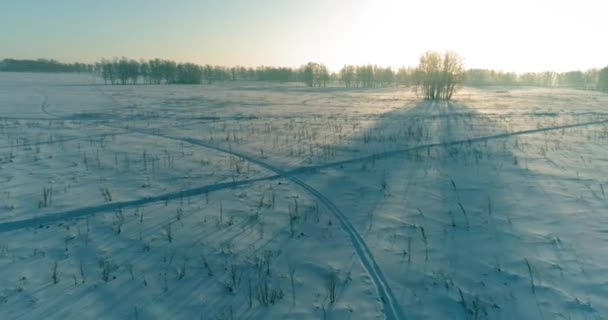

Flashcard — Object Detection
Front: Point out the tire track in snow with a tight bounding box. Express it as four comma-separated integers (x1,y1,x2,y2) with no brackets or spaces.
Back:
291,177,405,320
11,111,606,238
0,92,127,150
18,93,409,318
284,118,608,176
0,136,80,150
128,129,406,320
0,175,280,233
0,131,127,150
0,116,65,121
27,91,608,319
118,117,607,319
89,87,608,179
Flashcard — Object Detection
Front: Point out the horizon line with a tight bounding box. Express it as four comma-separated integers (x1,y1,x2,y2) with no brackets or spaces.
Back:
1,56,605,75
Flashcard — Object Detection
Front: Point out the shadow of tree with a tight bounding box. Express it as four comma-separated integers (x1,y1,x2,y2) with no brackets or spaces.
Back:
296,99,605,319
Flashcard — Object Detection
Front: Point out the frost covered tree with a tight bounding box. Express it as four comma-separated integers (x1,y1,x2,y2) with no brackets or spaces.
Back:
597,66,608,92
340,65,356,87
396,67,416,86
99,58,116,85
560,71,585,89
203,65,214,84
0,59,92,73
414,51,464,101
112,58,140,85
302,62,316,87
148,59,164,84
356,65,374,88
139,59,151,84
302,62,329,87
176,63,203,84
377,67,394,86
162,60,177,84
317,64,330,87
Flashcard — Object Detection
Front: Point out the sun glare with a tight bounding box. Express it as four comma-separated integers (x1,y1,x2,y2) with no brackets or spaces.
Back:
307,0,607,72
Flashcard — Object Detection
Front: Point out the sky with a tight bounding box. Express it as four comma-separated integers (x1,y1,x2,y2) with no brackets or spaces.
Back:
1,0,606,72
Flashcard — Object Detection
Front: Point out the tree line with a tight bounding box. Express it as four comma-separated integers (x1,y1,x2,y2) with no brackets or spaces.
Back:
338,65,417,88
96,58,418,88
2,57,607,93
463,68,608,90
97,58,312,85
97,59,411,88
0,59,93,73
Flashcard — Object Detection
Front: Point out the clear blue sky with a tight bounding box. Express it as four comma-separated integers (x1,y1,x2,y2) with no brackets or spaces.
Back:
1,0,606,72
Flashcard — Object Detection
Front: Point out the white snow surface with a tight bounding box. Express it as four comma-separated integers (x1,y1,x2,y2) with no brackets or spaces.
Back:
1,72,608,319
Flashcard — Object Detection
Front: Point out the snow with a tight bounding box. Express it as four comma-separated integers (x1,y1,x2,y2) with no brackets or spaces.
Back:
1,72,608,319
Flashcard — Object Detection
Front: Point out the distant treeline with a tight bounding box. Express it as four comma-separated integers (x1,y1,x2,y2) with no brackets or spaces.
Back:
72,57,608,92
339,65,415,87
0,59,93,73
2,57,607,92
463,68,608,90
94,58,413,88
96,58,306,85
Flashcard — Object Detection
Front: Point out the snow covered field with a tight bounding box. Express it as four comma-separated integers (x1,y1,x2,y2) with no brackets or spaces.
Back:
1,72,608,320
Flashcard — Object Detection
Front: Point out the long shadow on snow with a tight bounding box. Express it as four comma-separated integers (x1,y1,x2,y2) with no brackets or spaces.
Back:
298,100,605,319
6,87,606,319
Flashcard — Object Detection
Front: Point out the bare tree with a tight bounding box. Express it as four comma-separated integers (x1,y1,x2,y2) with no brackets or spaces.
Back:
316,64,330,87
340,65,356,87
414,51,464,101
396,67,416,86
100,58,117,85
148,59,164,84
176,63,203,84
302,62,329,87
599,66,608,92
302,62,315,87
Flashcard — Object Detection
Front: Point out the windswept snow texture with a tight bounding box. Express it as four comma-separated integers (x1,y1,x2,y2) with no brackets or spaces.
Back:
1,73,608,320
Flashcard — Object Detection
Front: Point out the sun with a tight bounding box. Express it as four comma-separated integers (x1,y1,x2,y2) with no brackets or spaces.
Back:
308,0,607,72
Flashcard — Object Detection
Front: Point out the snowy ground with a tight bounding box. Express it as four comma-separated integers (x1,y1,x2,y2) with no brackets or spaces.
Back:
1,72,608,320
